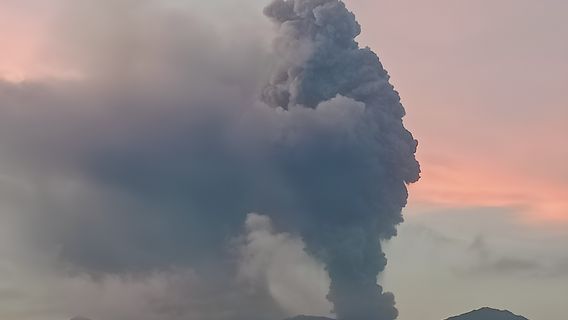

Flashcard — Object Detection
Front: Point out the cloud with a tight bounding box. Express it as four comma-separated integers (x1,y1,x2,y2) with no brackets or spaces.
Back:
52,268,285,320
458,235,568,278
237,213,332,317
0,0,273,274
0,0,419,319
0,1,281,318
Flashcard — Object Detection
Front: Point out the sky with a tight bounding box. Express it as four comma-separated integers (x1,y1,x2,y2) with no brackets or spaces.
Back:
0,1,567,320
346,1,568,319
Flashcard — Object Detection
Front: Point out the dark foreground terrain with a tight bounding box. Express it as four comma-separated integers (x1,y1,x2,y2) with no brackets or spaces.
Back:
286,307,529,320
71,307,529,320
445,307,529,320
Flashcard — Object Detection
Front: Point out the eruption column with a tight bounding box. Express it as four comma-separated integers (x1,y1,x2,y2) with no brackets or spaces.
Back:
262,1,420,319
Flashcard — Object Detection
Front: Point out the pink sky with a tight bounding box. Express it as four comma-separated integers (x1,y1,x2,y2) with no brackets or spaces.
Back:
0,3,46,81
346,0,568,223
1,0,567,224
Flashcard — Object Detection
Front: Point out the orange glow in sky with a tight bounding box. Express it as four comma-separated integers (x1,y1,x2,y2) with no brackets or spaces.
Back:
0,5,46,81
409,157,568,223
0,2,76,82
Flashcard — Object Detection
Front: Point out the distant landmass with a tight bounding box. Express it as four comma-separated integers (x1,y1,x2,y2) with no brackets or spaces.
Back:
285,307,529,320
285,316,334,320
286,316,335,320
70,308,529,320
446,307,529,320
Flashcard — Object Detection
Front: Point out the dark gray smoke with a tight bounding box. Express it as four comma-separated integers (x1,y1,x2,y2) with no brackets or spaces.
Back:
0,0,418,319
261,0,420,319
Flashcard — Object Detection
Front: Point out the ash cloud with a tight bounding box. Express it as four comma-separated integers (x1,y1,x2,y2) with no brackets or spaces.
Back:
0,0,419,319
260,1,420,319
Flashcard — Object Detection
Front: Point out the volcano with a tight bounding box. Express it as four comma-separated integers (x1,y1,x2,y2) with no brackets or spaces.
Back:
284,307,529,320
445,307,529,320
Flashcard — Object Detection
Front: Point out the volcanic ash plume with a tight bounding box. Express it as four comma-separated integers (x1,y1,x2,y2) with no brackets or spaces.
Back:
262,0,420,319
0,0,420,319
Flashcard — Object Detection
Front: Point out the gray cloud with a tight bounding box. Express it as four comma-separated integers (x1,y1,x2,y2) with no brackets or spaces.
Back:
444,234,568,279
56,268,284,320
0,0,419,319
466,236,542,276
549,258,568,277
0,1,280,318
261,1,419,319
237,213,332,316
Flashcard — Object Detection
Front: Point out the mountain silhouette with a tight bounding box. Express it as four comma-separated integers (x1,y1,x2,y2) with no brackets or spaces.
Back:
285,307,529,320
68,307,529,320
446,307,529,320
285,316,334,320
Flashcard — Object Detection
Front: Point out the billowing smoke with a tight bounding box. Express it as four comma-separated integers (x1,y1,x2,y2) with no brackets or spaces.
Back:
0,0,418,319
260,1,420,319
